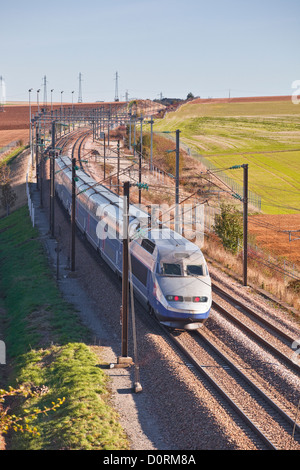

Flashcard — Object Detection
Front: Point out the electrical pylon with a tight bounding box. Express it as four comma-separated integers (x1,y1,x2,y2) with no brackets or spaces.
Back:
114,71,119,102
43,75,47,107
78,73,83,103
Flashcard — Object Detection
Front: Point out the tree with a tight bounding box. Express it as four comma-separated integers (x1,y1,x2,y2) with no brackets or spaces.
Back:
0,386,65,437
0,163,17,216
0,163,10,185
186,92,195,100
1,183,17,216
213,203,243,254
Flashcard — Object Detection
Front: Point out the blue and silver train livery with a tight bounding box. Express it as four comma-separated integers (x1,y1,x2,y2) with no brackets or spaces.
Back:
55,155,212,330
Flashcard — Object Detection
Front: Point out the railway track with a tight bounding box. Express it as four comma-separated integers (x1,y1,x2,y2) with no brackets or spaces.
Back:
211,283,300,375
52,128,300,450
55,130,80,154
71,130,91,173
136,277,300,450
55,128,90,161
160,324,300,450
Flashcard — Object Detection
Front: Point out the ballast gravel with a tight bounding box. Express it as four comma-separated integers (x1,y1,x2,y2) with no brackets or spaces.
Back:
28,151,300,451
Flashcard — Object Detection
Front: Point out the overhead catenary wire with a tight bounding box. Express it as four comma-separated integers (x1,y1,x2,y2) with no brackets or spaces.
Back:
248,217,300,234
82,134,224,207
248,251,300,281
185,171,242,200
76,139,215,249
76,161,137,196
79,127,300,273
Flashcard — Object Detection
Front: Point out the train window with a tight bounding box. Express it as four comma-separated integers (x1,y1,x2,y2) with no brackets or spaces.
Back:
186,265,204,276
131,255,148,286
162,263,182,276
141,239,155,254
89,199,98,216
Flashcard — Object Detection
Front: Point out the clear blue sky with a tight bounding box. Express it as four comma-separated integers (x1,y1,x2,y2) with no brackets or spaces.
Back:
1,0,299,103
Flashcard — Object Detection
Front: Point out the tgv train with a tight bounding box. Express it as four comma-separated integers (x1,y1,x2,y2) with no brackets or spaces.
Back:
55,155,212,330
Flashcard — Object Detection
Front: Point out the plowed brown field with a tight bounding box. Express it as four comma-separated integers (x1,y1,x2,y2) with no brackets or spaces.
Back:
0,102,127,147
191,95,292,104
0,105,32,146
0,104,44,147
1,100,299,268
248,214,300,267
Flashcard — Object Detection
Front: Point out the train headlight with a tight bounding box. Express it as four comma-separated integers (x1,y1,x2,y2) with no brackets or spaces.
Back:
193,296,208,302
166,295,184,302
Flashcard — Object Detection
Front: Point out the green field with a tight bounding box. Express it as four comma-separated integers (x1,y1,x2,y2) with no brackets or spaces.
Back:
153,99,300,214
0,207,129,450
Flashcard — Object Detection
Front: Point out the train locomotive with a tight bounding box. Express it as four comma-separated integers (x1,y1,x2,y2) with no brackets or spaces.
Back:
55,155,212,330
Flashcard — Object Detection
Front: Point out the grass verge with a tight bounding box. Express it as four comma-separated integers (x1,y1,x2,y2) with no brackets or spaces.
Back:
0,206,129,450
0,145,28,168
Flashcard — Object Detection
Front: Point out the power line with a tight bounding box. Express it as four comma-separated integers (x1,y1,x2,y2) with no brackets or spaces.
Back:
248,251,300,281
248,217,288,233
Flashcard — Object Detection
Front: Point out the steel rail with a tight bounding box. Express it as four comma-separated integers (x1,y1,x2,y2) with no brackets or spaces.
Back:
54,129,300,450
194,328,300,445
74,130,92,174
159,321,300,450
211,288,300,376
212,283,297,344
159,324,278,450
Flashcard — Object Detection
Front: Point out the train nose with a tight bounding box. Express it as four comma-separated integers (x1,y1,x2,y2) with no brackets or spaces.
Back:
157,277,211,302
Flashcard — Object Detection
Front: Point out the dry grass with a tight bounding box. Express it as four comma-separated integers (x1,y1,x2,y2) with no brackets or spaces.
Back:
202,233,300,312
91,131,300,313
94,131,300,314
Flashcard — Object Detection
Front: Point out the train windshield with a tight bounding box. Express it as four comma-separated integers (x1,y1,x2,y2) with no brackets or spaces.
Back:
161,263,204,276
159,250,206,277
162,263,182,276
186,265,204,276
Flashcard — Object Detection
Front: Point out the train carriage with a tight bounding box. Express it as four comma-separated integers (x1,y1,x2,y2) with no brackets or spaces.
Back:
55,155,212,330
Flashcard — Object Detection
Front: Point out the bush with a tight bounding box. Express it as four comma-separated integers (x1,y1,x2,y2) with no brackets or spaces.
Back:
213,203,243,254
0,386,64,437
287,279,300,294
